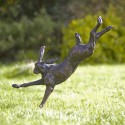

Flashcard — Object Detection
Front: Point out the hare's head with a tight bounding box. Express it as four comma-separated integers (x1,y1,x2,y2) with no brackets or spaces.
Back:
33,46,46,74
33,62,47,74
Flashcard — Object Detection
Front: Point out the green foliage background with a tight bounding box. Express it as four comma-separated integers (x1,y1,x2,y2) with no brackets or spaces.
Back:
0,0,125,63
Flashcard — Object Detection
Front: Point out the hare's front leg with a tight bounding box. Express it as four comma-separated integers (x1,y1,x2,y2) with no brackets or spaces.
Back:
39,85,54,108
12,79,44,88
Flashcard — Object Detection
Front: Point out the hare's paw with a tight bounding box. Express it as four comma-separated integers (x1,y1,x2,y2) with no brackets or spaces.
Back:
107,25,113,30
97,16,103,24
39,104,44,108
12,84,20,88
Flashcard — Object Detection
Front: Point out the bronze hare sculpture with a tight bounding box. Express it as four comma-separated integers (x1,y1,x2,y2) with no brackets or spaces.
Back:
12,16,113,108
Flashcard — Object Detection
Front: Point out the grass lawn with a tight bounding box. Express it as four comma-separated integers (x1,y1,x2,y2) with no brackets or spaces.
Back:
0,63,125,125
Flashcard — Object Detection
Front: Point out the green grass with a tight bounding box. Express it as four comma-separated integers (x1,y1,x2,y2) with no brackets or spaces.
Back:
0,63,125,125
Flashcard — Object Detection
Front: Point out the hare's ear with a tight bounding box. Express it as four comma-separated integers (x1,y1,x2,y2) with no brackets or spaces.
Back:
38,46,46,62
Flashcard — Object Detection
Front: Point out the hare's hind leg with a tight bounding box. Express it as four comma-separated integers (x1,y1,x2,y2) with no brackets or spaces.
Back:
96,25,113,38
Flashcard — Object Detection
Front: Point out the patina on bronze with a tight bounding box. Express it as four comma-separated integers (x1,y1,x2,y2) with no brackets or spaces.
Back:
12,16,113,108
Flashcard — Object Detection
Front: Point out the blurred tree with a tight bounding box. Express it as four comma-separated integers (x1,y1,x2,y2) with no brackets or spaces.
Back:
1,0,125,22
0,9,56,61
0,0,20,21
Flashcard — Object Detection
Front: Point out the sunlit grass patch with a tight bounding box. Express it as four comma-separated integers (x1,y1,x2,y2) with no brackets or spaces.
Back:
0,63,125,125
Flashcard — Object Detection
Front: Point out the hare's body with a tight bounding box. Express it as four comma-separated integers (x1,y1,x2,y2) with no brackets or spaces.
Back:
12,16,113,108
42,44,93,85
